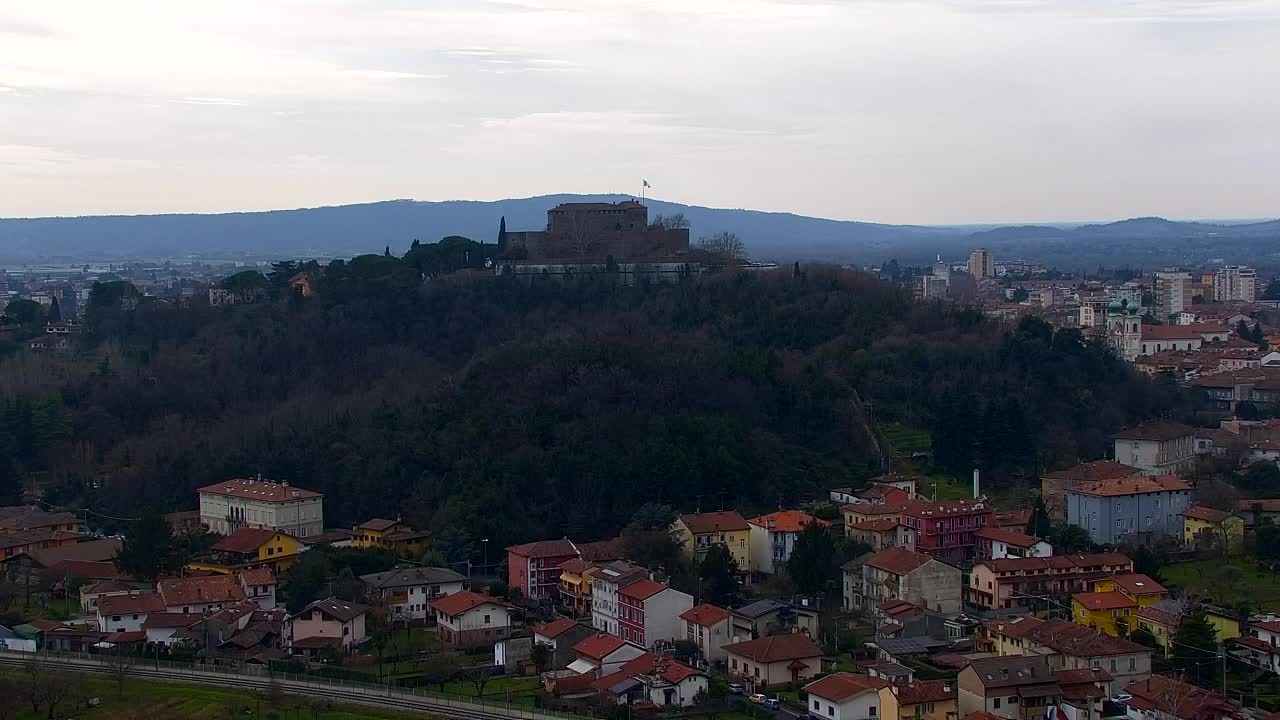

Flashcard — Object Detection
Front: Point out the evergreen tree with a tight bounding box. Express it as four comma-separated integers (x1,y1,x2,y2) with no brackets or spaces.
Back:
699,545,739,606
1026,498,1052,538
787,520,838,595
384,245,391,257
48,296,62,324
1170,611,1218,688
497,217,508,248
1238,320,1252,341
113,510,179,582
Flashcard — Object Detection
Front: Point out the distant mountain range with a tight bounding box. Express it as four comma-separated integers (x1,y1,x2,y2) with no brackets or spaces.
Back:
1,195,1277,270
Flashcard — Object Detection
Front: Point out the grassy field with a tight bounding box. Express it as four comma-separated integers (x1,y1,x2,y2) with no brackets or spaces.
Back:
441,674,540,698
879,423,931,456
1162,558,1280,612
9,673,435,720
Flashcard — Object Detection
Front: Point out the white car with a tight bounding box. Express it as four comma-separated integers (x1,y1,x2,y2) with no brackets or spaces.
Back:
1111,693,1133,703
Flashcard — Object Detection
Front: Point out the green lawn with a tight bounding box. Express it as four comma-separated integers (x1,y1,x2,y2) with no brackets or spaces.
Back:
9,673,437,720
441,674,540,698
1162,558,1280,612
879,423,931,455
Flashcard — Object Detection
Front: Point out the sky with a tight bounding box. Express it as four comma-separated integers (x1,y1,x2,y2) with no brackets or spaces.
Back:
1,0,1278,225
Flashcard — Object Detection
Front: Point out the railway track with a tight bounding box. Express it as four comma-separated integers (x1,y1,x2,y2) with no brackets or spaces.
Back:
0,653,567,720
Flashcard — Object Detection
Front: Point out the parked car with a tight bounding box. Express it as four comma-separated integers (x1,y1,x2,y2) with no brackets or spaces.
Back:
728,683,744,695
764,698,782,709
1111,693,1133,703
749,694,767,704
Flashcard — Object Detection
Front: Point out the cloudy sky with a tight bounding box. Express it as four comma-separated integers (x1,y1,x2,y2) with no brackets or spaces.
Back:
1,1,1277,224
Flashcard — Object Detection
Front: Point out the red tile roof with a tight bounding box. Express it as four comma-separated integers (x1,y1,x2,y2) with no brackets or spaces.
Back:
430,591,511,617
197,478,321,502
1124,675,1233,718
975,526,1041,547
98,592,167,616
1113,421,1195,442
894,679,957,705
558,558,594,574
239,567,275,587
1134,605,1180,627
680,604,731,626
984,616,1045,640
356,518,400,532
848,518,902,533
804,672,889,702
1184,505,1233,523
506,538,579,559
994,509,1033,527
1109,573,1167,596
621,653,703,683
1043,460,1143,482
903,498,991,518
533,618,579,639
843,500,908,517
574,632,628,660
1239,498,1280,513
678,511,749,534
1073,591,1137,611
1024,619,1147,656
864,546,933,575
158,575,247,607
619,578,667,601
143,612,198,629
47,560,131,580
212,527,288,555
576,537,628,562
749,510,830,533
977,552,1133,574
723,634,821,663
1071,475,1190,497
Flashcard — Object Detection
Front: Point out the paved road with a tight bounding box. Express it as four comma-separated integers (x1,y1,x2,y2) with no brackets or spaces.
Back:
0,651,567,720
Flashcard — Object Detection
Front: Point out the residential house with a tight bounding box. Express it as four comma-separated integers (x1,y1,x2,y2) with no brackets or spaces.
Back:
1041,461,1145,521
360,566,466,622
81,579,149,612
1132,602,1182,657
899,499,994,565
591,652,708,709
748,510,831,574
1094,574,1168,607
197,477,324,538
957,656,1061,720
1235,498,1280,531
805,672,889,720
1183,506,1244,553
880,679,959,720
681,603,733,666
731,597,820,642
1190,369,1280,414
1065,475,1191,545
568,632,647,676
0,506,80,534
1054,668,1114,720
618,578,693,648
967,553,1134,611
1231,617,1280,676
143,612,198,646
350,518,430,555
559,558,600,618
591,560,649,636
431,590,514,649
1112,423,1196,476
0,528,81,560
507,538,580,601
158,574,247,615
974,528,1052,561
288,597,368,655
240,567,278,609
983,618,1152,686
532,618,597,671
993,510,1033,530
849,518,916,553
1072,592,1137,636
1122,675,1239,720
724,633,823,689
97,591,167,633
844,500,909,535
206,527,302,571
672,511,751,571
1203,606,1241,645
853,546,963,614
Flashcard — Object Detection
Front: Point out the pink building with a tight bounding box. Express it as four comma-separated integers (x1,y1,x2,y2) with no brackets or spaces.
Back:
288,597,368,655
507,538,580,600
618,579,693,649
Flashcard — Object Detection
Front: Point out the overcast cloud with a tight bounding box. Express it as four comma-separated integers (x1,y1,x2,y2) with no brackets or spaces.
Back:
1,0,1277,224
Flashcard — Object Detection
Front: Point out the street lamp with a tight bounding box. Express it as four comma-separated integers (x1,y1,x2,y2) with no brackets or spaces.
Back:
481,539,489,577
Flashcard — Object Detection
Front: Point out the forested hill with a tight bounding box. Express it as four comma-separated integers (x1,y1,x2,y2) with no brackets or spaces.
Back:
0,259,1185,560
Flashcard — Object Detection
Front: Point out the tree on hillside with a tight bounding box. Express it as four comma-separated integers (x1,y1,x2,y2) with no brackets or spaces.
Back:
699,545,739,606
113,510,179,582
1239,462,1280,495
787,520,839,596
1256,520,1280,568
626,503,676,532
1264,278,1280,302
1170,611,1217,688
1026,498,1052,538
1131,545,1166,579
1051,525,1094,553
697,232,745,265
47,297,61,324
4,299,43,326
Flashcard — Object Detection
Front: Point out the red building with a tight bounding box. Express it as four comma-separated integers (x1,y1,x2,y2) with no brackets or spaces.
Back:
506,539,580,601
899,498,993,565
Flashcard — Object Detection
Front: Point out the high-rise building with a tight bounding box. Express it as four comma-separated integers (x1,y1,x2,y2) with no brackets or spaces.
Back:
1152,271,1191,319
967,248,995,279
1214,266,1257,302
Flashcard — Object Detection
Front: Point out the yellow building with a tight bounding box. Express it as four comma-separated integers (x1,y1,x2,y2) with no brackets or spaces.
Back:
1183,506,1244,554
880,679,958,720
672,511,751,571
206,527,302,572
1073,591,1136,636
980,615,1045,655
558,558,600,618
1093,573,1168,607
1204,606,1241,643
352,518,430,555
1132,605,1179,657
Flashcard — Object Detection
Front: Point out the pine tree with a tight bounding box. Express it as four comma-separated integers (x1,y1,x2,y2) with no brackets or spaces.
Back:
699,545,739,606
1170,611,1217,688
384,245,391,257
787,520,838,595
113,510,179,582
497,217,508,248
1026,498,1052,538
48,296,62,324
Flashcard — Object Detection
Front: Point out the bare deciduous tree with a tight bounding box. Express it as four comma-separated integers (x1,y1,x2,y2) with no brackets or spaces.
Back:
652,212,690,230
107,646,135,698
697,231,746,265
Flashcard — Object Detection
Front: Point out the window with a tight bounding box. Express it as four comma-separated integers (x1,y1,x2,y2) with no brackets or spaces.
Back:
1008,697,1019,705
754,667,760,678
870,707,877,716
994,699,1001,709
1129,657,1137,671
1111,659,1117,672
814,700,820,710
828,707,834,717
343,626,350,636
484,614,491,624
111,615,121,622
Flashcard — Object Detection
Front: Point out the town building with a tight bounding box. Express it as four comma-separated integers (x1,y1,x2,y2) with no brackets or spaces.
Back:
848,518,915,553
982,618,1151,686
558,558,600,618
804,672,889,720
974,527,1051,561
1065,475,1191,545
747,510,830,574
723,633,823,689
568,632,647,676
968,249,995,279
730,598,820,642
957,655,1060,720
1183,506,1244,552
532,618,597,671
0,507,81,534
967,552,1134,611
197,477,324,538
359,566,466,622
1153,271,1191,319
1132,602,1183,657
1106,298,1143,361
843,500,909,534
680,603,733,666
287,597,368,655
1113,422,1196,475
240,567,277,609
1215,266,1257,303
205,527,302,572
899,498,993,565
617,578,693,649
1122,675,1238,720
879,678,958,720
430,591,514,649
849,546,963,614
1071,592,1136,636
507,538,580,601
350,518,430,555
158,574,249,615
590,652,708,709
1041,461,1143,522
591,560,649,636
672,511,751,570
97,592,167,633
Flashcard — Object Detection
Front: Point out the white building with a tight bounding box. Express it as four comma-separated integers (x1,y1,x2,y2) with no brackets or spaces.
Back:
1153,271,1191,319
618,579,693,648
1215,266,1258,303
747,510,830,574
591,560,648,636
680,604,734,665
359,566,466,622
97,592,166,633
430,591,514,649
804,673,888,720
1113,422,1196,475
198,477,324,538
